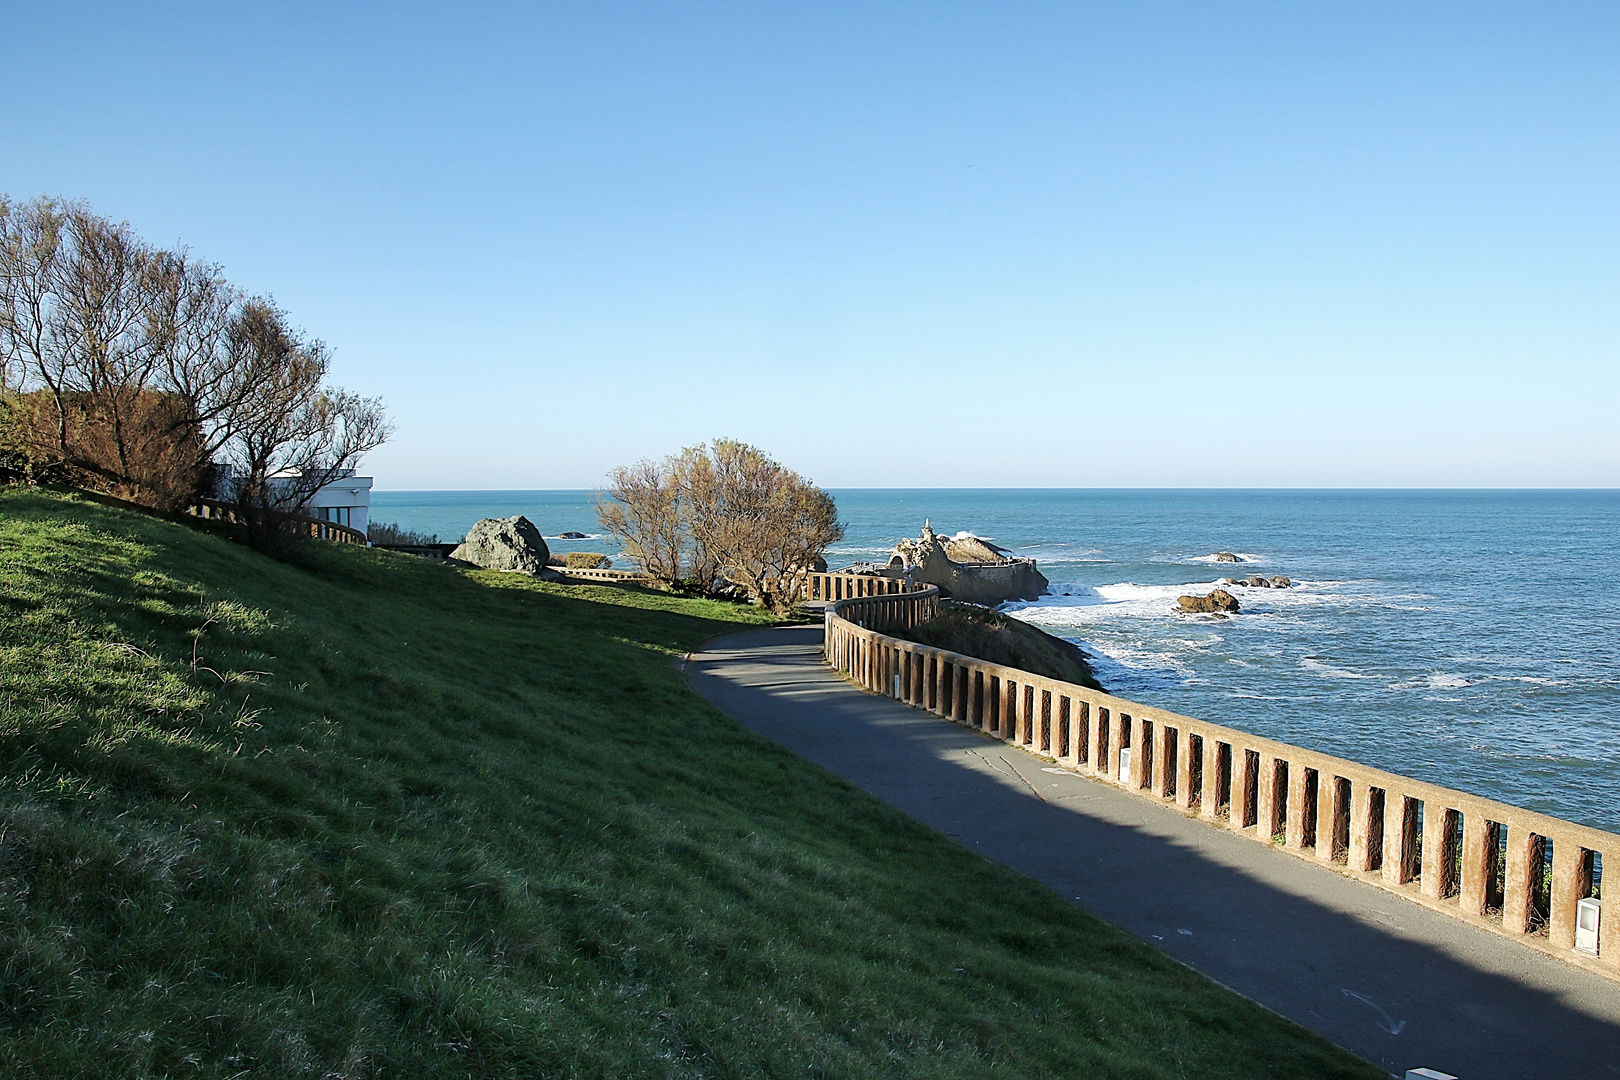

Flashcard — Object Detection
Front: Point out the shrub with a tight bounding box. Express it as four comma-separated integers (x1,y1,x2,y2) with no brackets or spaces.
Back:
565,551,611,570
368,520,440,546
598,439,842,614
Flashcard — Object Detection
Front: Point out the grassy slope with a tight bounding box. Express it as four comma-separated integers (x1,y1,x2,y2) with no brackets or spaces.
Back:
0,490,1379,1079
893,603,1104,692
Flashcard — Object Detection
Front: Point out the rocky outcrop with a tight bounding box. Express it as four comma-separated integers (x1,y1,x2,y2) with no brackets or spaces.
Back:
1178,589,1240,614
1214,552,1241,563
1228,575,1293,589
890,521,1047,606
450,516,551,573
941,534,1010,564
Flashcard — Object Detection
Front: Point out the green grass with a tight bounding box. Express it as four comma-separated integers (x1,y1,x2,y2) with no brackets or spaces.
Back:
0,489,1380,1079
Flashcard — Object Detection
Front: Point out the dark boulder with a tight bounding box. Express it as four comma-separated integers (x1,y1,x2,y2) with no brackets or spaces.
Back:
1269,576,1292,589
1214,552,1241,563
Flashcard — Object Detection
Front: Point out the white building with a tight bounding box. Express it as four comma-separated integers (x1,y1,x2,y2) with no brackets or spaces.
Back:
213,465,376,537
299,471,373,535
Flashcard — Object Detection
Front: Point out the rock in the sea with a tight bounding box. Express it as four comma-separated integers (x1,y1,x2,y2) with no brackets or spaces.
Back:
890,520,1047,605
559,531,587,540
450,516,551,573
1178,589,1241,614
1214,552,1241,563
1269,576,1292,589
1246,576,1270,588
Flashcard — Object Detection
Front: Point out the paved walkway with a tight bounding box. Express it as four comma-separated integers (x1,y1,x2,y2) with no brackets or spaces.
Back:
688,625,1620,1080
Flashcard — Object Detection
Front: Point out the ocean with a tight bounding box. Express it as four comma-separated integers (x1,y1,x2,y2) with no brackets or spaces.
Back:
370,488,1620,832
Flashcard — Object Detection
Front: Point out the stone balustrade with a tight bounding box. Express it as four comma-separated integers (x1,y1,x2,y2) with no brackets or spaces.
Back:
559,567,655,584
823,587,1617,977
803,571,917,602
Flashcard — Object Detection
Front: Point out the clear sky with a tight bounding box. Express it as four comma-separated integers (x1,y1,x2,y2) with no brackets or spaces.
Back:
5,2,1615,488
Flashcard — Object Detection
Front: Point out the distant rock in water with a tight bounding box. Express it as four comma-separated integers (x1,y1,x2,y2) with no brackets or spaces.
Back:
450,516,551,573
1214,552,1241,563
1246,576,1269,588
1270,576,1292,589
558,531,587,540
1178,589,1241,614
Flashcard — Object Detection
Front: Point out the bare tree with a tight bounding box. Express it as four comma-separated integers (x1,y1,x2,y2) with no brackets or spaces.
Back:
599,439,841,612
678,439,842,614
0,195,392,542
596,457,685,585
215,300,391,550
0,196,190,502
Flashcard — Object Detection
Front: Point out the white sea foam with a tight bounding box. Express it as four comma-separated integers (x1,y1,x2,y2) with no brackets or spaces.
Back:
1301,657,1378,680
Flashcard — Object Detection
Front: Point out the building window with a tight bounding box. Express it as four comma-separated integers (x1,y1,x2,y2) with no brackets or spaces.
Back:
319,507,351,527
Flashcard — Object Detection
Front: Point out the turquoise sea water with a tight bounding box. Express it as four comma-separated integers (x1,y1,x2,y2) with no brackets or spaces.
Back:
371,489,1620,832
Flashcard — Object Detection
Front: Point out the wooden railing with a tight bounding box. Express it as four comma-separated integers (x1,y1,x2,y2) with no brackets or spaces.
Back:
184,498,368,546
803,571,918,602
824,588,1618,978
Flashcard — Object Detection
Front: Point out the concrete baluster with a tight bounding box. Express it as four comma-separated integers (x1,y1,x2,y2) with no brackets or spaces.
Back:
1502,828,1538,933
1198,744,1218,819
1599,845,1617,968
1200,737,1221,819
1155,724,1175,799
1420,806,1453,900
1321,774,1347,862
1053,690,1065,757
1129,716,1150,790
1459,814,1494,917
1256,753,1277,842
1349,784,1378,872
1285,762,1310,850
1110,712,1128,784
1383,795,1417,886
1548,842,1583,950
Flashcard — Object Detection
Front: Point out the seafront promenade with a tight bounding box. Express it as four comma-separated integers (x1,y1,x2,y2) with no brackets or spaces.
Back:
689,623,1620,1079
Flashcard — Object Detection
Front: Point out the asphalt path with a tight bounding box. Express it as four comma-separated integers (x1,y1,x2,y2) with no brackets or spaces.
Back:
687,624,1620,1080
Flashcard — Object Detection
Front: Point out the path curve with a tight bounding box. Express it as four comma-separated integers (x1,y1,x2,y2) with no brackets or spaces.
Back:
688,624,1620,1080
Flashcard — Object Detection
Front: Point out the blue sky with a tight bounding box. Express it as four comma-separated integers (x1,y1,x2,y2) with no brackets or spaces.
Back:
5,2,1615,488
